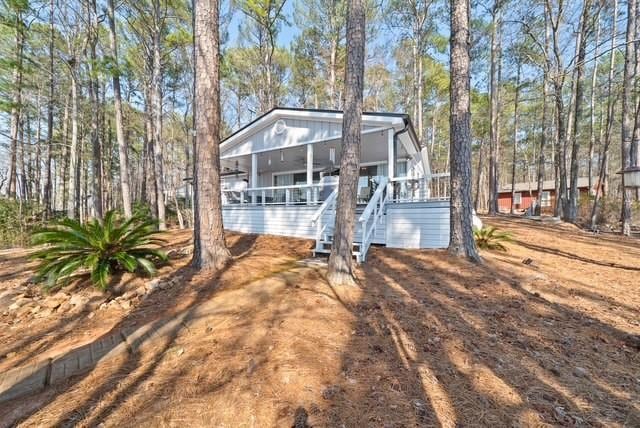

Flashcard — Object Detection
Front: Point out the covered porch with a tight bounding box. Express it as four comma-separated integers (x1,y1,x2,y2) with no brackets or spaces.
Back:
217,108,451,261
219,109,444,206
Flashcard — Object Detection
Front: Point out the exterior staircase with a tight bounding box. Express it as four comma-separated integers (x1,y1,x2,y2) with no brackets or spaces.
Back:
311,178,389,263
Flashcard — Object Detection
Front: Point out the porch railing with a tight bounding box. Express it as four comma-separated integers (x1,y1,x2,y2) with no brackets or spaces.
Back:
222,182,338,206
390,173,450,202
358,176,389,263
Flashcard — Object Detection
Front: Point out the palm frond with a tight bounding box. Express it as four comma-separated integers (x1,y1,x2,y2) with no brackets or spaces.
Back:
473,226,513,252
31,209,168,290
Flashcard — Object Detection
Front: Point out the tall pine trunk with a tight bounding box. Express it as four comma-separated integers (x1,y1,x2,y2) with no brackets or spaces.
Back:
88,0,103,219
510,63,521,215
43,0,55,217
152,26,166,230
588,8,601,197
449,0,480,262
327,0,366,286
191,0,231,271
621,0,637,236
590,0,618,229
107,0,133,218
6,11,24,199
566,0,592,223
488,3,502,214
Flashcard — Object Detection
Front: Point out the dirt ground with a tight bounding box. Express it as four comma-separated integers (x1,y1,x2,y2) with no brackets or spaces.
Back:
0,217,639,427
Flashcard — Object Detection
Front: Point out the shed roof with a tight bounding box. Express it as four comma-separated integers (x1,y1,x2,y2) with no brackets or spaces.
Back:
499,177,592,193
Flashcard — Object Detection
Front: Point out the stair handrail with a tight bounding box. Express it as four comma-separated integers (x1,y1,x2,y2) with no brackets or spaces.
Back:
310,186,339,226
358,176,389,223
358,177,389,262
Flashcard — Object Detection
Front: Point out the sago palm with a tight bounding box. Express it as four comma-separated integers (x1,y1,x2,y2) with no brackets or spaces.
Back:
31,210,168,290
473,226,513,252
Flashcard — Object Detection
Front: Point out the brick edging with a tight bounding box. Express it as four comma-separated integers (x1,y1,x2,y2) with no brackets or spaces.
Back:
0,313,187,404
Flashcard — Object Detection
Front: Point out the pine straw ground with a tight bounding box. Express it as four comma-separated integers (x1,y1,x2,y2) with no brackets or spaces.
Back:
0,217,639,427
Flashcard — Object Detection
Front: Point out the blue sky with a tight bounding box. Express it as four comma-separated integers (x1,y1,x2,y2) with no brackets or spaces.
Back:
224,1,300,47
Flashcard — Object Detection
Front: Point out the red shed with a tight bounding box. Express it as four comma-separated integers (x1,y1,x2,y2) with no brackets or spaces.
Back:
497,178,594,213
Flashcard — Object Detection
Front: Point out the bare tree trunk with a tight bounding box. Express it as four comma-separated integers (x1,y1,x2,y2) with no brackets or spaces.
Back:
107,0,133,218
567,0,592,223
35,93,42,204
192,0,231,271
327,0,366,286
591,0,618,229
329,36,338,109
449,0,481,262
536,15,550,215
6,11,24,199
488,3,502,214
621,0,637,236
67,70,80,219
510,63,521,215
588,8,602,197
60,90,70,211
43,0,55,218
152,26,166,230
417,37,424,145
87,0,103,220
474,139,484,211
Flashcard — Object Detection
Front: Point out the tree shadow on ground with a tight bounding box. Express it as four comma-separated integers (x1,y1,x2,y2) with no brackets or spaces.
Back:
513,239,640,271
322,247,639,426
0,232,267,427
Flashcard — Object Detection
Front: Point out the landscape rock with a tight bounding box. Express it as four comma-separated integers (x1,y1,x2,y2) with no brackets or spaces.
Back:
57,301,72,313
42,298,63,309
573,367,588,378
122,290,137,300
146,279,162,292
8,297,31,311
118,299,132,310
36,308,54,318
69,295,89,307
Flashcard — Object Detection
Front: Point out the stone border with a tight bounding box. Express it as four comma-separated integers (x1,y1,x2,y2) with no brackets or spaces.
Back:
0,262,319,405
0,313,187,404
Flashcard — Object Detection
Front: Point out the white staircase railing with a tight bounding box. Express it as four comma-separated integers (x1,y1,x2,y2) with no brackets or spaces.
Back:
311,187,339,254
357,177,389,263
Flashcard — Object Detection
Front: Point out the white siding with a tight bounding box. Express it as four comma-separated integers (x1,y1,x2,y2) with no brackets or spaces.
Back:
222,200,449,249
222,205,333,239
385,201,449,249
223,118,381,158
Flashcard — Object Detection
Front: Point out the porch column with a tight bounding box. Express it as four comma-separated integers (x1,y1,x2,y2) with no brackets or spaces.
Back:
251,153,258,204
387,128,395,179
306,143,313,204
388,128,395,200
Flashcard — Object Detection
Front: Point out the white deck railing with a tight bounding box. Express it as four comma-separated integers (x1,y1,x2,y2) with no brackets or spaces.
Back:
358,176,389,262
222,173,450,207
222,182,338,206
390,173,450,202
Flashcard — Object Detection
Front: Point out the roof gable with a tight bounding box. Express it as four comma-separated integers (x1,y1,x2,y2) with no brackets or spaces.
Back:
220,108,417,159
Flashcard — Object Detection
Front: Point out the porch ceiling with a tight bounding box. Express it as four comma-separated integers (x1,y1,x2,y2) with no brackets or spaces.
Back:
220,131,411,175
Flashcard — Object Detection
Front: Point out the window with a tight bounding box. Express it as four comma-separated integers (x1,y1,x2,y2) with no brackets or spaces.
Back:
513,192,522,205
541,191,551,207
292,172,320,184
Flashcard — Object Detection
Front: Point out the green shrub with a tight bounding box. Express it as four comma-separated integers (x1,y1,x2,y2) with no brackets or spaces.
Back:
473,226,513,251
0,199,42,248
31,210,168,290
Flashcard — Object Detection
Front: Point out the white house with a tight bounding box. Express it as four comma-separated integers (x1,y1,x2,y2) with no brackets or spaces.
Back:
219,107,450,262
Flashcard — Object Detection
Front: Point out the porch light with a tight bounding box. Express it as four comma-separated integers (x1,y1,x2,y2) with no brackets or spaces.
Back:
268,155,271,166
329,147,336,164
618,166,640,188
280,150,284,162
